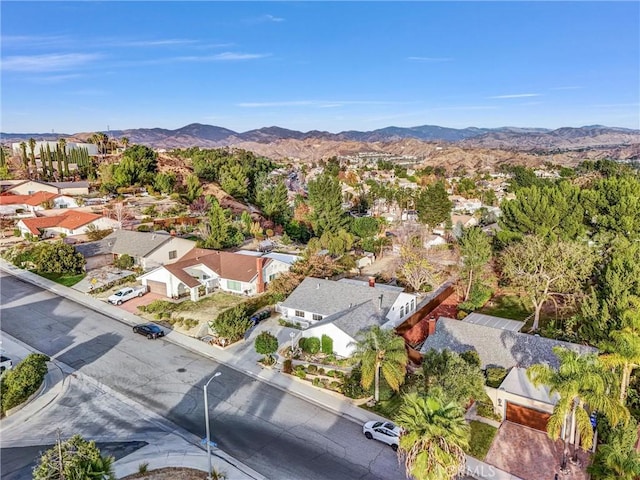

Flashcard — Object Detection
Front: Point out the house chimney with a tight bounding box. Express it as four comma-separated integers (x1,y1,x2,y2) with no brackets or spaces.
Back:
256,257,265,294
427,318,437,336
317,283,320,289
368,276,375,288
378,294,383,311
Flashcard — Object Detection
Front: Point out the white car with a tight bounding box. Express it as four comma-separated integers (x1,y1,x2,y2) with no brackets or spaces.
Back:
0,355,13,373
362,420,401,451
108,286,147,305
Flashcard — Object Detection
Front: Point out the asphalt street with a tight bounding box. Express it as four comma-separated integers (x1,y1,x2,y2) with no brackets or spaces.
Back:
0,271,404,480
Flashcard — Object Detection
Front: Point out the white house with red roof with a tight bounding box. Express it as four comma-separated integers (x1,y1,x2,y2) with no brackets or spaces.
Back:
0,191,79,216
139,248,296,301
16,211,118,238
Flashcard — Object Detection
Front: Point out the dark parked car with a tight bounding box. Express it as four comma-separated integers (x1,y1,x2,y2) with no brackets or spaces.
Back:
249,309,271,326
133,324,165,339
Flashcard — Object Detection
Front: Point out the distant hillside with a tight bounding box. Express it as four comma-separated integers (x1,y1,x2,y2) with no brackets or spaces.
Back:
3,123,639,159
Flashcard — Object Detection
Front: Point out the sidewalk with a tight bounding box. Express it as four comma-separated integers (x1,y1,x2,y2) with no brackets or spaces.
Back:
0,260,506,479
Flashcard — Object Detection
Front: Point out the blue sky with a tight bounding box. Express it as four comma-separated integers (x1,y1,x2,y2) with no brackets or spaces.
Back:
2,1,639,134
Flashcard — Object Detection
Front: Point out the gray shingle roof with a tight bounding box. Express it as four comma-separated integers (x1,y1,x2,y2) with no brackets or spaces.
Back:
74,239,112,257
311,301,387,338
280,277,402,318
420,317,597,369
102,230,171,258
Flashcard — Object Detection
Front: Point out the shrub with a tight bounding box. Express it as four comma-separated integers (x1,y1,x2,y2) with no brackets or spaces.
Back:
210,304,252,343
312,378,320,387
460,350,481,368
254,332,279,358
342,367,368,399
318,367,325,375
295,369,306,379
283,359,293,374
114,254,134,270
307,364,318,374
476,401,501,421
138,462,149,474
485,366,508,388
297,337,307,351
458,283,493,312
330,381,341,391
137,224,152,232
304,337,321,354
1,353,50,415
326,370,336,377
321,334,333,355
457,310,469,320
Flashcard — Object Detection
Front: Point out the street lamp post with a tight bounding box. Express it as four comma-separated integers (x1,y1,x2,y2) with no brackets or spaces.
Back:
204,372,222,480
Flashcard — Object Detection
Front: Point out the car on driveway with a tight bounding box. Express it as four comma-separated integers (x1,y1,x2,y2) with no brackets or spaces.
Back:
0,355,13,373
108,286,147,305
249,309,271,326
363,420,401,451
133,324,165,339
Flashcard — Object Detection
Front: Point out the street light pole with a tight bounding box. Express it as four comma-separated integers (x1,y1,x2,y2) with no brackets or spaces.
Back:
204,372,221,480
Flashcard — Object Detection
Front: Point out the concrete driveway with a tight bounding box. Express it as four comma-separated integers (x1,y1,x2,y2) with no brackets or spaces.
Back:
485,421,590,480
116,292,165,313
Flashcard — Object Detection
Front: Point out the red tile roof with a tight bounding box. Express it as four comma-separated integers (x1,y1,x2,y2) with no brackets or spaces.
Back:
0,191,59,206
20,210,102,235
167,248,270,284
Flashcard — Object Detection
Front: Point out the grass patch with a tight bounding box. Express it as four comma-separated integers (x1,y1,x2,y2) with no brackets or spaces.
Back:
478,294,530,321
37,271,86,287
465,421,497,460
360,391,404,420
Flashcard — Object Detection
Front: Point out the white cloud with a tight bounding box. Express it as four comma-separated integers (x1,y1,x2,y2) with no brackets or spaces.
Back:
247,14,285,24
106,39,198,48
407,57,453,62
489,93,541,99
550,86,583,90
29,73,86,84
1,35,71,49
1,53,101,72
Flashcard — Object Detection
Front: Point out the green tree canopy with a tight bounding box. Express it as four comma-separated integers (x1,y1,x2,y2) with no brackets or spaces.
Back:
500,235,595,331
421,349,486,406
499,182,585,242
416,181,452,229
32,242,85,274
220,163,248,199
458,226,492,301
307,173,349,236
582,175,640,239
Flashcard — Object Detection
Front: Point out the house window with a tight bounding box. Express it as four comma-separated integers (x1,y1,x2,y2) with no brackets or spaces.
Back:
295,310,305,318
411,299,415,311
227,280,241,291
269,273,277,281
400,306,405,317
312,314,323,321
168,250,177,260
406,303,410,315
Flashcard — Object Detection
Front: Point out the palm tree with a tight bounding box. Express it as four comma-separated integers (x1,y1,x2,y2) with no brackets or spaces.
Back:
396,393,470,480
527,347,629,466
120,136,129,151
351,325,408,402
588,419,640,480
600,299,640,404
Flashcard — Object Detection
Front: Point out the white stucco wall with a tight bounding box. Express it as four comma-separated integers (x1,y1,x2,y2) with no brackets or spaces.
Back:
8,181,58,195
385,292,418,325
143,237,196,270
301,324,355,357
264,259,291,283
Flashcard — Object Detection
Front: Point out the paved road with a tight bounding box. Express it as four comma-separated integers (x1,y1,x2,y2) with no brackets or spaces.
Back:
0,271,404,480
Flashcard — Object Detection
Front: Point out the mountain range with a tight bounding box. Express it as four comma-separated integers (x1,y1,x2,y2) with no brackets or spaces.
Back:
2,123,639,152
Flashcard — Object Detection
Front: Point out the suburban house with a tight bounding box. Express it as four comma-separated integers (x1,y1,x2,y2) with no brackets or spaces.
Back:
74,230,196,271
138,248,293,301
0,191,79,216
16,211,119,238
279,277,419,357
420,316,597,431
234,250,300,282
1,180,90,196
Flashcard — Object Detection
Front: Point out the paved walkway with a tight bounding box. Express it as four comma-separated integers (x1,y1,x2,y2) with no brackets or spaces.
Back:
0,260,506,479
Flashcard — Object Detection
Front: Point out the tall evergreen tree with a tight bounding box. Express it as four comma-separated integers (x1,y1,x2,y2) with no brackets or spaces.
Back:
307,173,348,236
415,181,452,229
458,226,492,301
28,138,37,178
19,141,28,171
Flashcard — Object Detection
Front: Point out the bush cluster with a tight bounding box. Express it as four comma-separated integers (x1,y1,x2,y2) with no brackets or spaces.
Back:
459,283,493,312
1,353,50,415
321,334,333,355
485,366,508,388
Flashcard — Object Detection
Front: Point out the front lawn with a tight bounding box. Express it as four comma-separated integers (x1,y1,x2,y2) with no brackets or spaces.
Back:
37,271,86,287
465,420,498,460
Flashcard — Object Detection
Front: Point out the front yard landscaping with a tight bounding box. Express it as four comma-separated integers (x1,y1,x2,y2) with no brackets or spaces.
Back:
37,271,86,287
465,420,498,460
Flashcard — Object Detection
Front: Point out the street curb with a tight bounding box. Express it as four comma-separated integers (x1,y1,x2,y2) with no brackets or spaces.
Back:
0,260,386,428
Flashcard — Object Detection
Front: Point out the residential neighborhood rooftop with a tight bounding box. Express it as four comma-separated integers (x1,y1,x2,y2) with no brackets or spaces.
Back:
462,312,524,332
420,317,597,369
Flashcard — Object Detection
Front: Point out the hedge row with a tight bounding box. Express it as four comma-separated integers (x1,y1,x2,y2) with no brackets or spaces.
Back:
1,353,50,416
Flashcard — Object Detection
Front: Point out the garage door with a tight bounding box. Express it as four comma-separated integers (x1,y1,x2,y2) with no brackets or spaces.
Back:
146,280,167,296
506,402,551,432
